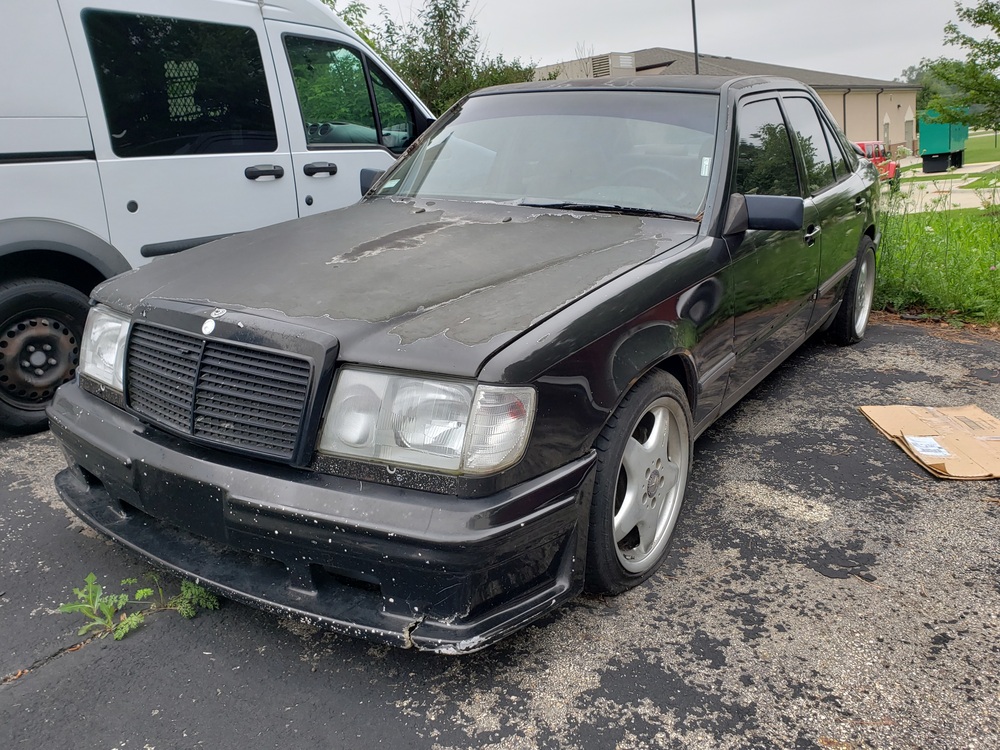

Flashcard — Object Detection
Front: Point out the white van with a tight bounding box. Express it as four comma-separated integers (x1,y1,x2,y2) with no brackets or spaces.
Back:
0,0,433,433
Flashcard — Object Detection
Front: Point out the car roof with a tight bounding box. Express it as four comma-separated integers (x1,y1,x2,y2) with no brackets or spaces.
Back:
473,75,812,97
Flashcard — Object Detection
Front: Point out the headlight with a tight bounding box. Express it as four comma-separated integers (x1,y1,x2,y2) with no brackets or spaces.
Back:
79,305,131,392
318,368,535,475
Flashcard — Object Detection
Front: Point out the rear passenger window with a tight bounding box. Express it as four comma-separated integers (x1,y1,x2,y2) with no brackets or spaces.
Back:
83,11,277,158
820,117,851,180
782,97,837,194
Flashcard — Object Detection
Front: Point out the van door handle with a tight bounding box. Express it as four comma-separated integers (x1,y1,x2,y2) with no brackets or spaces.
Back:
244,164,285,180
303,161,338,177
803,225,821,245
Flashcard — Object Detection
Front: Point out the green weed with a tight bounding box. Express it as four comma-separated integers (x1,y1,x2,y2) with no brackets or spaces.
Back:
59,571,219,641
875,189,1000,323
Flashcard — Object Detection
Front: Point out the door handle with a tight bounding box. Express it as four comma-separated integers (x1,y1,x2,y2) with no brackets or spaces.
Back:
803,225,821,245
303,161,338,177
855,197,867,212
244,164,285,180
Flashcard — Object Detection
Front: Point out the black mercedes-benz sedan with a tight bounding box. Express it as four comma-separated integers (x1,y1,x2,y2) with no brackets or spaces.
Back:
49,76,879,652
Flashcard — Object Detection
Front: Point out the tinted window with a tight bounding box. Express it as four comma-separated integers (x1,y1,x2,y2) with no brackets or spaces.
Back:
285,36,378,147
820,117,851,180
734,99,799,197
782,97,836,194
83,11,277,157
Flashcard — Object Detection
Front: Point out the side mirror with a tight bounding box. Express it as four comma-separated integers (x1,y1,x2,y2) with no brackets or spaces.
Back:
724,193,804,234
360,168,386,196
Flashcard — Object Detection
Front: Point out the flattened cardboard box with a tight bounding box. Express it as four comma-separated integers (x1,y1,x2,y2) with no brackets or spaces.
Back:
860,405,1000,480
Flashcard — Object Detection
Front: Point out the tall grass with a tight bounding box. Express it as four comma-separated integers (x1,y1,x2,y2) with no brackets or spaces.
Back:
875,188,1000,323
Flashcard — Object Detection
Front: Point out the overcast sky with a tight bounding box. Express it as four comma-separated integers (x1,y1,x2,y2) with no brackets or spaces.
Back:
363,0,969,82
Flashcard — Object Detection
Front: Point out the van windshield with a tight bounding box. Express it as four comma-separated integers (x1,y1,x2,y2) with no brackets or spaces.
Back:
376,90,720,218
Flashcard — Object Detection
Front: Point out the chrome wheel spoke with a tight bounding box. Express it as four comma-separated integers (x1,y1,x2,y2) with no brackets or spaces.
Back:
635,502,662,553
621,434,650,481
613,483,644,543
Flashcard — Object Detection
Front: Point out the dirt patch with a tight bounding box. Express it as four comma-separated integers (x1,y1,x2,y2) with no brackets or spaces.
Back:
870,310,1000,343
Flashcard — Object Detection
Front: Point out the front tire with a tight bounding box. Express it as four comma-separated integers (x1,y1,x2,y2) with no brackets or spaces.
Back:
829,238,876,346
585,371,692,595
0,278,90,434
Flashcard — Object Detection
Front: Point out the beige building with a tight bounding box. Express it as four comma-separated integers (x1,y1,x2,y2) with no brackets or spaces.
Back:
536,48,919,155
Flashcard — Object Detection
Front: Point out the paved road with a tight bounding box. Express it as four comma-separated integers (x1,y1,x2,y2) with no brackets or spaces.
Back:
2,320,998,749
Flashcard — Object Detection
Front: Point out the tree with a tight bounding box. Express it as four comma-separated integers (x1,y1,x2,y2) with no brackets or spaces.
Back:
897,62,945,112
925,0,1000,128
325,0,535,115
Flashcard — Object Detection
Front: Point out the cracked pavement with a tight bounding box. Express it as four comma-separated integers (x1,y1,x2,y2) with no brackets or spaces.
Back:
1,319,998,749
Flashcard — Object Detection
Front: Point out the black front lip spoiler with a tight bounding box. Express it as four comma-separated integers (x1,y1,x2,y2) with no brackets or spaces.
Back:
49,384,596,653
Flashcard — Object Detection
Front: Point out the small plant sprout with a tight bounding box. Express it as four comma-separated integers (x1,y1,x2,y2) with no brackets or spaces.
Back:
59,571,219,641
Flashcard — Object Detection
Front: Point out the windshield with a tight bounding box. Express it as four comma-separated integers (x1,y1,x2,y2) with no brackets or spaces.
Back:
375,89,720,218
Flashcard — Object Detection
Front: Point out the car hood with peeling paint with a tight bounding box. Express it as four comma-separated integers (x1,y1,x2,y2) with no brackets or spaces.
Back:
93,198,698,378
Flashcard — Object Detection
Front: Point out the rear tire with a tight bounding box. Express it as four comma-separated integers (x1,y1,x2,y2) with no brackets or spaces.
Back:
585,371,692,595
829,238,876,346
0,278,90,434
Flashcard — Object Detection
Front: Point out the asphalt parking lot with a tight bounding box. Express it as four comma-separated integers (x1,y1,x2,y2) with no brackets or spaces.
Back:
2,318,998,750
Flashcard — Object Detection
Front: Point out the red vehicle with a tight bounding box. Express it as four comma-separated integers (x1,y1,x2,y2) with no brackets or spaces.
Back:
856,141,900,187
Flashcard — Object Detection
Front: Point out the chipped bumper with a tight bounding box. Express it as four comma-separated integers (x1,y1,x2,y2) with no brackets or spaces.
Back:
48,384,595,653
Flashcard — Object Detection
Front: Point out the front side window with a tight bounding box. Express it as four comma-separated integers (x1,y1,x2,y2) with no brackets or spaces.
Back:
285,36,379,148
83,11,277,157
734,99,800,197
782,97,837,194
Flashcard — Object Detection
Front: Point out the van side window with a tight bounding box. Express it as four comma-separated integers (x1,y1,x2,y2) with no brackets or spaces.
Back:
82,11,277,157
370,66,417,153
285,36,417,153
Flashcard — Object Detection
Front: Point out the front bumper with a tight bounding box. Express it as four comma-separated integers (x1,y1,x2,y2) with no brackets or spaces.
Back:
48,384,595,653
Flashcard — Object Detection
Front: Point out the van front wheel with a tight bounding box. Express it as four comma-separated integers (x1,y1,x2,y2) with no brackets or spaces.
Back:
0,278,90,435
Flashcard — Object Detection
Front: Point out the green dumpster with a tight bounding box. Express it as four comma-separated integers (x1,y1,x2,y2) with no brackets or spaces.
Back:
919,111,969,173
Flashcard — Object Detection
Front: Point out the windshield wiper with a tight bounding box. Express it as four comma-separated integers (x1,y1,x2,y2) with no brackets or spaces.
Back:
517,200,698,222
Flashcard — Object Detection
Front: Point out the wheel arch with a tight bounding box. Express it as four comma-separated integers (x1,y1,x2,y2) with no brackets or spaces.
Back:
592,318,702,448
0,218,131,295
651,354,697,413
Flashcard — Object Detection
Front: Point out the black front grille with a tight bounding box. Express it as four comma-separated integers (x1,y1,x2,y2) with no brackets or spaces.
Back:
126,323,311,460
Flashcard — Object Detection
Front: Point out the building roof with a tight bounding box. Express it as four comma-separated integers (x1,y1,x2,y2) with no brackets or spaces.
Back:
631,47,918,90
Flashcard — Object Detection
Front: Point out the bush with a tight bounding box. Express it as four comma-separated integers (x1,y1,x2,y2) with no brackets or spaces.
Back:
876,189,1000,322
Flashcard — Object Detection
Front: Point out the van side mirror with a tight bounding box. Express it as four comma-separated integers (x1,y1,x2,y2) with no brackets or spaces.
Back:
724,193,804,234
360,168,385,196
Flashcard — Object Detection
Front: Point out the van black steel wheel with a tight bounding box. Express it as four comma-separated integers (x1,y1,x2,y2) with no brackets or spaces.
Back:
0,278,90,434
585,370,692,595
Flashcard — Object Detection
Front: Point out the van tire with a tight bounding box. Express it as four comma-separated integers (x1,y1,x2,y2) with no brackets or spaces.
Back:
0,278,90,435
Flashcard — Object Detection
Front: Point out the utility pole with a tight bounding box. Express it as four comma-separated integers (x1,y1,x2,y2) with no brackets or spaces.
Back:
691,0,700,74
